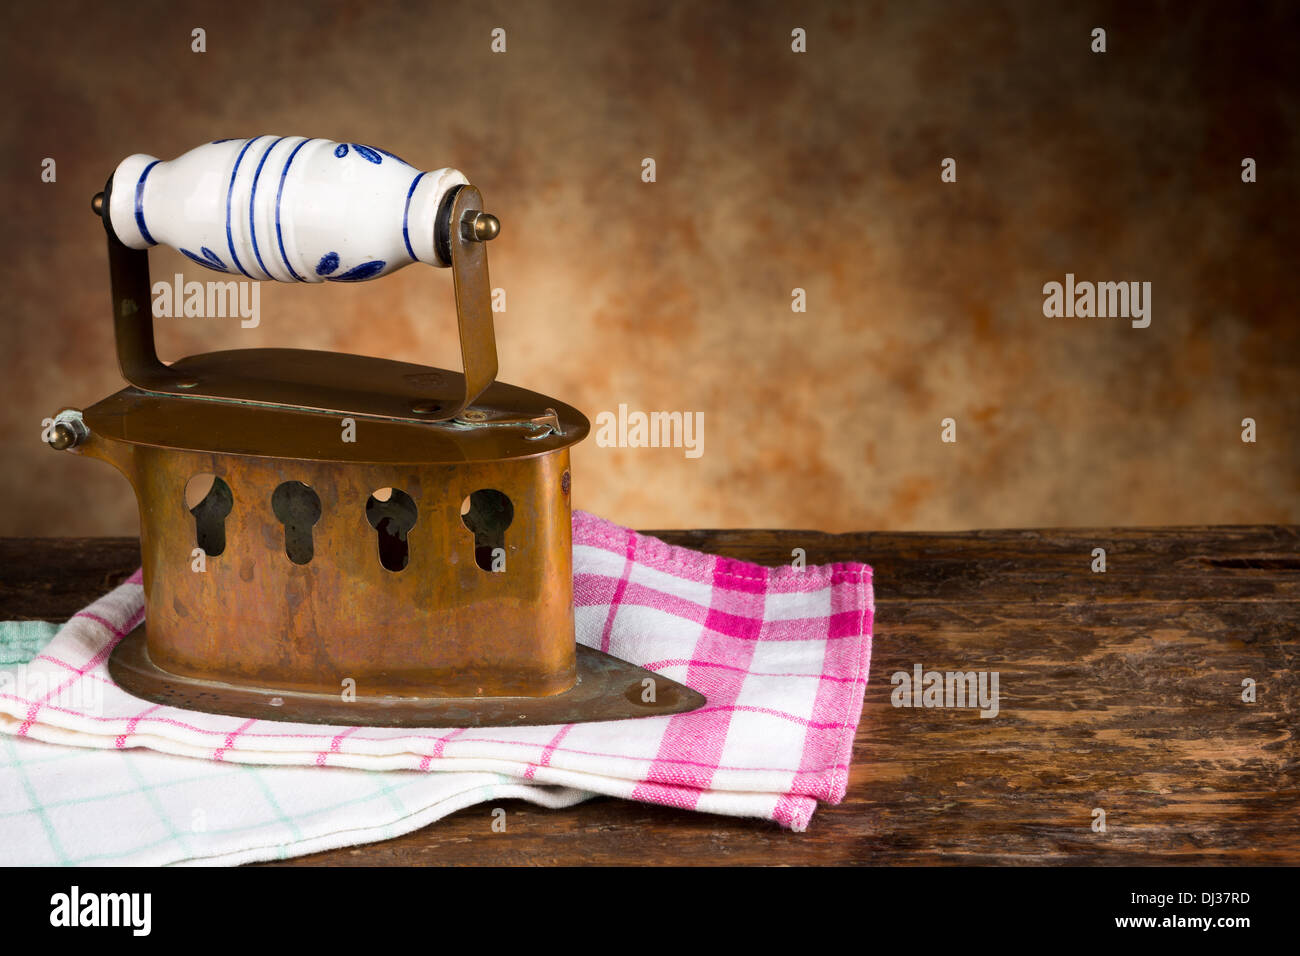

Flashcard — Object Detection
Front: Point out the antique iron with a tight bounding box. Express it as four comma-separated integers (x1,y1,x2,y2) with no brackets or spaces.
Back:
46,135,705,727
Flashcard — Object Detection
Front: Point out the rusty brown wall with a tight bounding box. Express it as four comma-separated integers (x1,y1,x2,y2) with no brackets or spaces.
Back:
2,0,1296,536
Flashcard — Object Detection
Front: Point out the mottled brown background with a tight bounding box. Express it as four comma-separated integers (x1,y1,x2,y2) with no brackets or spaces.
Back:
2,0,1296,536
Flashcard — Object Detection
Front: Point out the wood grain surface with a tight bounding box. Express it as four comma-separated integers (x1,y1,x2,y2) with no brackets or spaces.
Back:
2,526,1295,865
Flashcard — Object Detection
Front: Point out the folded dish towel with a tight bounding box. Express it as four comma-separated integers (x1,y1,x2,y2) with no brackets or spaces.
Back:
0,511,873,863
0,733,592,866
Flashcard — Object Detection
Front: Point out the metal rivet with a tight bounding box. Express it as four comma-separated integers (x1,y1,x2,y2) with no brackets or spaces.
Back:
410,400,441,415
91,192,105,216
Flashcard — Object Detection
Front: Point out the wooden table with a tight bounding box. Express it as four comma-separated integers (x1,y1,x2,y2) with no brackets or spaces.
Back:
2,527,1295,865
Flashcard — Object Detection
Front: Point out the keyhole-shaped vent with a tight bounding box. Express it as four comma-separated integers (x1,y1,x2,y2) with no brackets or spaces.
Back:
365,488,417,572
185,474,233,557
271,481,322,565
461,489,513,572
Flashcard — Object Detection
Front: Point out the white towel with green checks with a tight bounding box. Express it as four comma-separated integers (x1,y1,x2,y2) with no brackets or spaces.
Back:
0,622,591,866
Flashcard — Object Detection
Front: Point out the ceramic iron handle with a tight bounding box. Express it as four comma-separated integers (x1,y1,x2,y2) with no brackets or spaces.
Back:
103,136,471,282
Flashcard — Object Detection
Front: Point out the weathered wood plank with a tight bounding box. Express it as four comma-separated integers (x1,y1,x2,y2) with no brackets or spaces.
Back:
0,538,141,621
4,526,1297,616
647,526,1300,604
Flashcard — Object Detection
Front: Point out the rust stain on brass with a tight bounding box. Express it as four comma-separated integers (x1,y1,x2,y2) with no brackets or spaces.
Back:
88,437,582,699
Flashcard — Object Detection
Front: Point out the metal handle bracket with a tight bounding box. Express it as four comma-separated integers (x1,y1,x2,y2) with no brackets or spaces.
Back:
94,183,502,424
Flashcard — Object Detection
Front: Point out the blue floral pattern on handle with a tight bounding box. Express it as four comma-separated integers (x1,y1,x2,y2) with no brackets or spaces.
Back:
180,246,228,272
331,143,384,164
328,260,386,281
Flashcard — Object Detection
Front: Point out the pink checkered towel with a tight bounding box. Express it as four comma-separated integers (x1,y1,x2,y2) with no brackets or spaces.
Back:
0,511,873,831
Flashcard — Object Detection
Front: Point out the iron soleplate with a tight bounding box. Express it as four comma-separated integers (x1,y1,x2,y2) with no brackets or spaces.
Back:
107,625,706,728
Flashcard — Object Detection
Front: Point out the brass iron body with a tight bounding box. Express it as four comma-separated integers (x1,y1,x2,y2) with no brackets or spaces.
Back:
50,176,706,727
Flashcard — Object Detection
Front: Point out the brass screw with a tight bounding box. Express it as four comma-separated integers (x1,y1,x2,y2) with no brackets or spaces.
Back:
91,192,105,216
47,422,77,450
461,409,488,422
462,211,501,242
